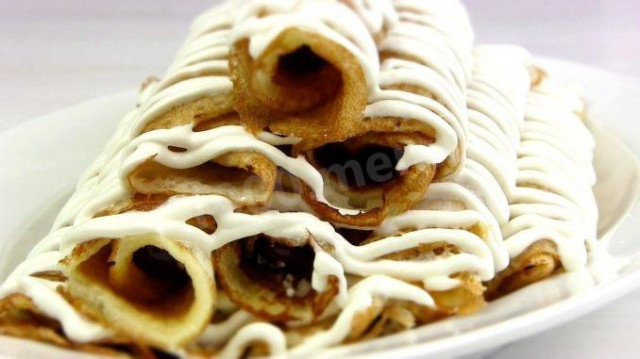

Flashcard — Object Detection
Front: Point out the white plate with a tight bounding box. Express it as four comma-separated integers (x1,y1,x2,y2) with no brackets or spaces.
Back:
0,58,639,359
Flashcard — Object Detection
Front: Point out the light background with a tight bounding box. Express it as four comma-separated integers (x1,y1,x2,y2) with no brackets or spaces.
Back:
0,1,639,358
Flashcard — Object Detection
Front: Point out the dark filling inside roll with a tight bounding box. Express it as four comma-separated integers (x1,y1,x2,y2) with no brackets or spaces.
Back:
272,45,343,111
135,161,262,188
278,45,327,77
78,243,194,315
133,246,190,286
312,142,404,189
239,234,315,297
335,227,374,245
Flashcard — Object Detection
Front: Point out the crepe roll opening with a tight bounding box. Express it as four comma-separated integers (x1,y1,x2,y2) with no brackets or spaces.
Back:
300,132,435,226
231,28,368,143
128,151,277,208
250,30,344,113
241,235,315,287
141,96,236,134
355,305,418,342
314,142,403,190
214,235,337,323
77,243,193,314
262,44,343,113
485,240,560,300
66,235,215,349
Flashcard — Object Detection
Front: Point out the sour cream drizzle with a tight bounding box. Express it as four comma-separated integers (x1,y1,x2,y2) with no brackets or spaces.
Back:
435,45,532,271
502,73,598,271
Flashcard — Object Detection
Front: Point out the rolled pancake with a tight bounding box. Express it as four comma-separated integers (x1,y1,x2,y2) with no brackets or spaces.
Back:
356,213,491,320
214,234,338,323
282,295,387,348
229,0,372,147
464,45,532,225
64,234,216,350
127,78,277,210
117,4,279,210
351,272,483,340
128,146,277,210
0,293,177,358
487,71,598,299
377,0,474,178
294,0,473,226
485,240,560,299
0,291,129,357
300,131,436,227
281,276,435,351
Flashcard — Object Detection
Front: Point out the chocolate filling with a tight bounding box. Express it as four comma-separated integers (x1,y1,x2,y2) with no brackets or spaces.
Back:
335,227,374,245
272,45,343,111
133,246,190,287
239,234,315,294
275,144,293,157
313,142,404,189
278,45,327,77
76,243,195,315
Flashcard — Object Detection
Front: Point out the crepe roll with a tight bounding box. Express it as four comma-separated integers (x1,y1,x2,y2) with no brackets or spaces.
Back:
64,234,216,350
229,0,375,147
126,76,278,209
214,233,339,323
487,71,598,299
285,276,435,351
299,131,436,227
465,45,531,224
117,6,280,210
126,142,277,210
353,207,493,319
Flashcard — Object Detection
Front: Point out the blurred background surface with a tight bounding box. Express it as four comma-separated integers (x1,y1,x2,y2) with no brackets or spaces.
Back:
1,0,639,127
0,1,639,358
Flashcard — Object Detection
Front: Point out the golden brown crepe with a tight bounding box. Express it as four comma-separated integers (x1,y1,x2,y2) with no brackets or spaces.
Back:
129,95,278,210
214,234,339,324
485,70,596,299
64,234,216,350
230,29,368,149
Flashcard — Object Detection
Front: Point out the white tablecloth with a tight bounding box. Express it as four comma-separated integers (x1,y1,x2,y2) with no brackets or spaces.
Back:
1,1,639,358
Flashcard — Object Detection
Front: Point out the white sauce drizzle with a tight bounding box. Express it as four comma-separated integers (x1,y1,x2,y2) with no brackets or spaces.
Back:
218,322,287,359
196,310,254,347
410,45,532,273
289,275,434,353
502,72,598,270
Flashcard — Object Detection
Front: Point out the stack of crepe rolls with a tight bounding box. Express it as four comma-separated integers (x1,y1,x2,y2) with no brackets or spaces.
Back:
261,45,535,342
0,0,601,357
230,0,473,227
337,45,534,332
0,2,281,352
487,72,598,298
